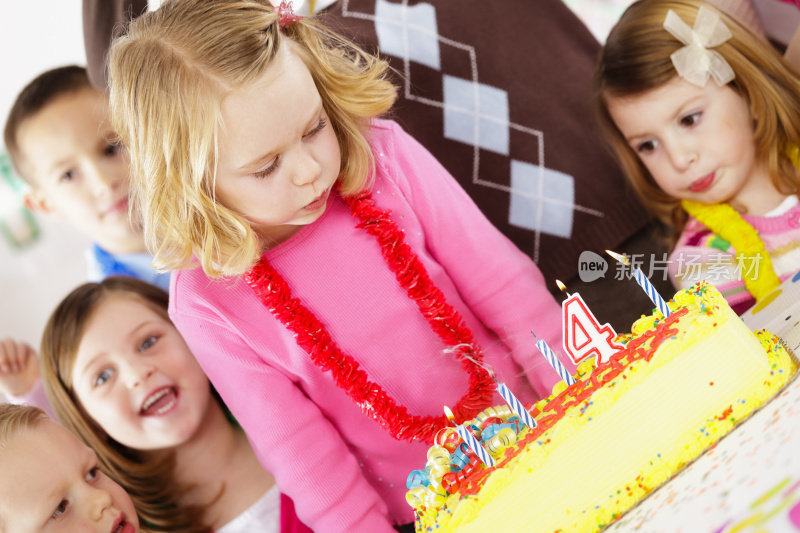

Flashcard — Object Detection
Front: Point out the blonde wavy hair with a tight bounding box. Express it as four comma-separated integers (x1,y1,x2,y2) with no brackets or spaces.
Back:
594,0,800,233
40,277,211,533
0,404,48,449
109,0,397,277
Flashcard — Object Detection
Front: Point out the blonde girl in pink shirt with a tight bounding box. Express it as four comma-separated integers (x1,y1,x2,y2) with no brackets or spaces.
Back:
108,1,564,530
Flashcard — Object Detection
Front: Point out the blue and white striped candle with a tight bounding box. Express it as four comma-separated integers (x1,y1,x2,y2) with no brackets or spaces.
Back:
443,406,495,467
532,334,576,386
606,250,671,317
496,381,538,429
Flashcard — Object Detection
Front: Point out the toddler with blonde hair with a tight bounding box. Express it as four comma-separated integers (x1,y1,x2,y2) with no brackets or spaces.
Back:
0,403,139,532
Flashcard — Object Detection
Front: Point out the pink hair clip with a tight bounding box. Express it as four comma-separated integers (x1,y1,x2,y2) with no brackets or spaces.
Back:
277,0,302,28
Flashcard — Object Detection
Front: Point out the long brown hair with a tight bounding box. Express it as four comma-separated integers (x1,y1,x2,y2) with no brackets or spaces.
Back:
39,277,210,533
594,0,800,234
109,0,397,277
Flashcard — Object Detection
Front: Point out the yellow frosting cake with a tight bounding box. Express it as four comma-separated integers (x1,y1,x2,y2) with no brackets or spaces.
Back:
406,282,797,532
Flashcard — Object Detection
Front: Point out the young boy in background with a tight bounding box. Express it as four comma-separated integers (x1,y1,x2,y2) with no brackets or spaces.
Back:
1,65,168,407
4,65,168,289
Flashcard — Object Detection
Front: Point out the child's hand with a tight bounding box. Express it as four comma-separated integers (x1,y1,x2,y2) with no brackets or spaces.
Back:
0,338,40,397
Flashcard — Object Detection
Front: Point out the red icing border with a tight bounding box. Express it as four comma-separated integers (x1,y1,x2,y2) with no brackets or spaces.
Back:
451,307,688,496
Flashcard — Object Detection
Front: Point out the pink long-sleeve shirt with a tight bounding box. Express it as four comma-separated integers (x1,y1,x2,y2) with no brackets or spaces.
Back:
169,119,563,531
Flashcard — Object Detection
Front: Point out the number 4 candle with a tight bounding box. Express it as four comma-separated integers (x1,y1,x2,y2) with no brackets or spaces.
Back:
556,279,623,366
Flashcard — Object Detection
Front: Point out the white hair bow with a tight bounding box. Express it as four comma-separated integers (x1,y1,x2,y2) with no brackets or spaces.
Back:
663,6,735,87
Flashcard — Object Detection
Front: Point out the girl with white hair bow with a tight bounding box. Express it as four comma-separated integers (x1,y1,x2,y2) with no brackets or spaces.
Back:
594,0,800,315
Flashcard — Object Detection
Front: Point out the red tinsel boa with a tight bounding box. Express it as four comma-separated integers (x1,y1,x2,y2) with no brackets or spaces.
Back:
244,190,495,443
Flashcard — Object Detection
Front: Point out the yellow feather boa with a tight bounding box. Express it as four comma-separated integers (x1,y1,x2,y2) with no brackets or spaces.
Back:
680,200,780,301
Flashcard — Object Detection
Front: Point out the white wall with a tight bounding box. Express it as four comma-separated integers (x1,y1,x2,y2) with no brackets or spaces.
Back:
0,1,92,347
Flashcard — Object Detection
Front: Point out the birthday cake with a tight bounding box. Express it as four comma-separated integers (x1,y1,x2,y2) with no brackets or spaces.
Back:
407,282,798,532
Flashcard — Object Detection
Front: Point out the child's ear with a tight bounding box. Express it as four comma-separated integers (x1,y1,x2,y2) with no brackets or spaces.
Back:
23,190,56,215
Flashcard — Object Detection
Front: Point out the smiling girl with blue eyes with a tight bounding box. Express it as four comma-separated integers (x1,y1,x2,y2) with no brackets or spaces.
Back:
38,276,311,533
595,0,800,314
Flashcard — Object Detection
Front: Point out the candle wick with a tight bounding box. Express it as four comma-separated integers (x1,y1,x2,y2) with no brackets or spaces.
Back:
555,280,573,298
605,250,670,317
443,405,457,426
605,249,631,267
